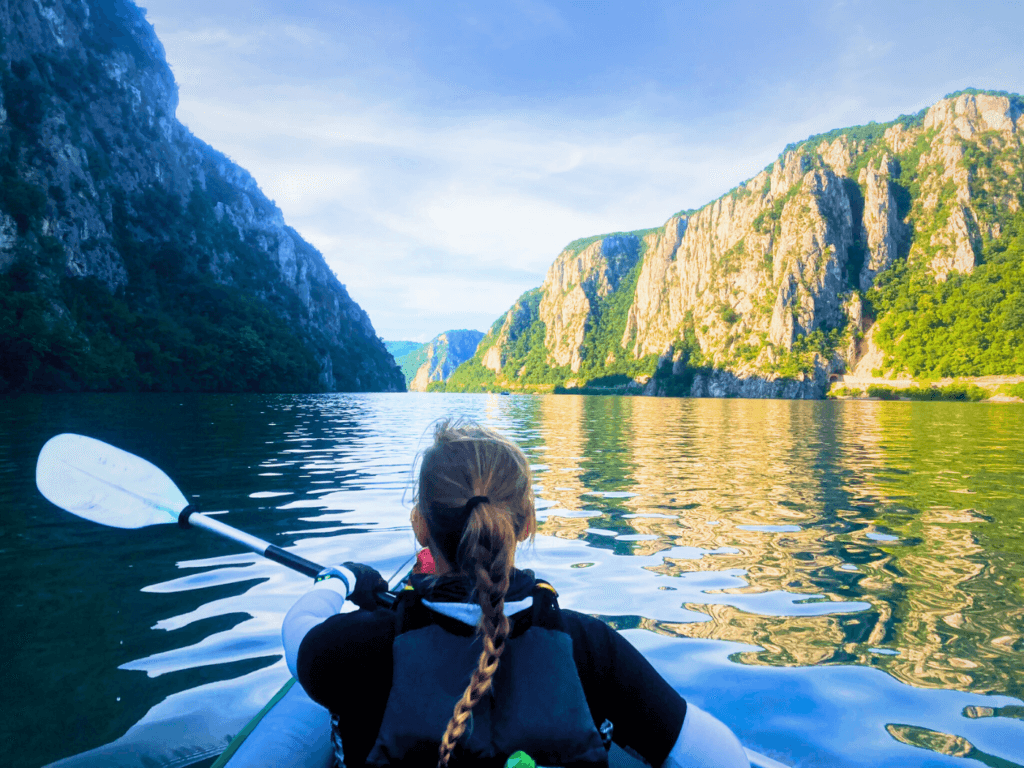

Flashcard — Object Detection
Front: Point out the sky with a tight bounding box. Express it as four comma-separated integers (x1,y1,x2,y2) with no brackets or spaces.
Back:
139,0,1024,342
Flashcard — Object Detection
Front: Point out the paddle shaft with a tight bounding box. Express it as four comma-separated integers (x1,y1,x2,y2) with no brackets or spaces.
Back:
177,506,397,607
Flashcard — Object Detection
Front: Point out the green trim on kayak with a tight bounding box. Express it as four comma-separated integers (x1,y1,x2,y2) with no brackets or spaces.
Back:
210,678,298,768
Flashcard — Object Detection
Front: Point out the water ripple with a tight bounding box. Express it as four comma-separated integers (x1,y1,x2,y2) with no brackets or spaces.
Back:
3,393,1024,767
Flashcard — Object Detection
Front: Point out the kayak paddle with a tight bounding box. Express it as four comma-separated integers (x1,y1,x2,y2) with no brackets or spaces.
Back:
34,433,394,597
35,435,790,768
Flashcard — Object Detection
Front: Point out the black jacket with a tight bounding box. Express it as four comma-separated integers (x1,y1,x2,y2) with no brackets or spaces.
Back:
297,570,687,768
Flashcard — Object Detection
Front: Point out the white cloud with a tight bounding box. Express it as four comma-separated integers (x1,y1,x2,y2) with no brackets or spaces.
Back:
175,81,779,341
181,28,252,48
145,1,1024,342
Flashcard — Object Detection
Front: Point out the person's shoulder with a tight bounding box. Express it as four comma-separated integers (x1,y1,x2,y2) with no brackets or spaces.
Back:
340,606,399,631
559,607,611,630
305,607,397,652
298,607,397,711
299,609,397,678
557,608,620,648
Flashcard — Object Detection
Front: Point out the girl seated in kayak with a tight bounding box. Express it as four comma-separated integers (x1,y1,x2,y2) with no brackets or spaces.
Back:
283,420,749,768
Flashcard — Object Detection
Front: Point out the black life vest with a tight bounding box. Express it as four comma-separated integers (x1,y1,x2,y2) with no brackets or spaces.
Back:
365,580,609,768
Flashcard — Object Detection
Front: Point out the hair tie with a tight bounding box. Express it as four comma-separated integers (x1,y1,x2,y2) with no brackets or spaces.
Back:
464,496,489,514
428,496,492,567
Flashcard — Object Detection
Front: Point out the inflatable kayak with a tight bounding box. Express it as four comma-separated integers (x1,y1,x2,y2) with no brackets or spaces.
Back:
207,555,790,768
209,676,790,768
31,436,790,768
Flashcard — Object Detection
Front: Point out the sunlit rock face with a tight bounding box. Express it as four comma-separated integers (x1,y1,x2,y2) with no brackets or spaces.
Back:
0,0,403,392
539,234,644,373
915,93,1023,280
456,91,1024,399
858,154,902,291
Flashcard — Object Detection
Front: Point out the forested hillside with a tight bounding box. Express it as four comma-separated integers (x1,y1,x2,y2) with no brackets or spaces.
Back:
438,90,1024,398
386,341,428,384
0,0,404,393
396,329,484,390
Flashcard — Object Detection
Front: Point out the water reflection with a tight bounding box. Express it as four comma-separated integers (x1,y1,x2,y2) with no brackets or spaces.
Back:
522,396,1024,765
861,404,1024,699
3,394,1023,767
526,397,1024,705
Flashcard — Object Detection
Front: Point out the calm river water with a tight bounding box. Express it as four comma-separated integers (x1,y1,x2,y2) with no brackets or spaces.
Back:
2,393,1023,768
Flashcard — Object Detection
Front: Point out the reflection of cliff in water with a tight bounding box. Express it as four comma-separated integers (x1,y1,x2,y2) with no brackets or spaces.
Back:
530,395,598,541
528,396,1024,699
861,403,1024,697
627,398,884,668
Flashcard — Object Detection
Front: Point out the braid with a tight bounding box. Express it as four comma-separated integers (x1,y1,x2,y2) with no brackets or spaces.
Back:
414,420,535,768
437,537,514,767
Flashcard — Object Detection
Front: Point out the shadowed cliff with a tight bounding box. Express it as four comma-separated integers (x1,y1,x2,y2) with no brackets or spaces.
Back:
0,0,404,393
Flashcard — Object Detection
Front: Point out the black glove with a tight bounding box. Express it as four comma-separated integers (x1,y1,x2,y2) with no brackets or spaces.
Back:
342,562,388,611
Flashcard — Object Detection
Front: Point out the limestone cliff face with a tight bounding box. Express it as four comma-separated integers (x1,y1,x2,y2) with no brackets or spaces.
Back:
451,91,1024,398
913,95,1022,278
858,154,903,290
0,0,403,392
538,235,644,372
622,158,855,366
405,329,484,391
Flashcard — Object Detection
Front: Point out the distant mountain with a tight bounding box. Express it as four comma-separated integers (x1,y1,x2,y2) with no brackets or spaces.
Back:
390,330,484,391
441,90,1024,398
0,0,404,393
384,340,425,360
386,340,428,384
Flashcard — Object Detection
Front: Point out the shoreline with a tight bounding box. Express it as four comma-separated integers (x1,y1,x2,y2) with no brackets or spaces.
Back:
828,374,1024,402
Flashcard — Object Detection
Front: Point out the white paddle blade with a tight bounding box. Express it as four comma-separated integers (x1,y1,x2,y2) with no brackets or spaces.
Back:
36,434,187,528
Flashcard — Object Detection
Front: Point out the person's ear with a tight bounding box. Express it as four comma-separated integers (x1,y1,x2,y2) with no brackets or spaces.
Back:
411,506,430,547
517,514,535,542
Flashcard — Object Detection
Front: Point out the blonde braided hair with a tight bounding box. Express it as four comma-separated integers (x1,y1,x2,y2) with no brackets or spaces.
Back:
436,534,513,767
415,420,534,768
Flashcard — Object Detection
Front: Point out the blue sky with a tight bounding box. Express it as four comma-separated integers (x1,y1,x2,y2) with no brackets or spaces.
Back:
141,0,1024,342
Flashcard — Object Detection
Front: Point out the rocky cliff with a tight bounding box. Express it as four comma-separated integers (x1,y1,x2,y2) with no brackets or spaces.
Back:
0,0,404,392
388,329,483,391
446,90,1024,397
